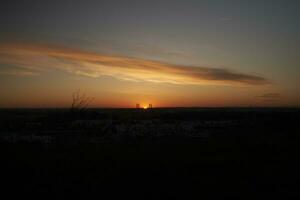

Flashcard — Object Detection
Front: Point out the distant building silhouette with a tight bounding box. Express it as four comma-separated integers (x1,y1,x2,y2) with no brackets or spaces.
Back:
149,104,152,108
136,103,140,109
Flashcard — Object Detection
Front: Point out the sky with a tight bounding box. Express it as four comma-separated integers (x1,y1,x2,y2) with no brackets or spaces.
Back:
0,0,299,108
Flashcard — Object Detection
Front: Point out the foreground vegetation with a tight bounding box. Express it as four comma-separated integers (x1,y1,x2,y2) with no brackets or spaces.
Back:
0,108,299,199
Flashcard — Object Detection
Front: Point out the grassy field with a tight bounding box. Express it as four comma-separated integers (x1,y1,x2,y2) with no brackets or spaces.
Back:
0,108,299,199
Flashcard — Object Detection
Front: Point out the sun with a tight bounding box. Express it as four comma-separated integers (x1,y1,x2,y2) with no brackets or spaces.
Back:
143,106,148,109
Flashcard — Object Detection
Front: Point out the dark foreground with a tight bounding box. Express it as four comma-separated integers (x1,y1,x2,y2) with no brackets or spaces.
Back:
0,108,299,199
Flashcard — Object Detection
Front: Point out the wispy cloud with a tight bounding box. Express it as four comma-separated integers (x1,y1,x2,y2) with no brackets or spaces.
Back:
128,43,190,59
257,93,280,102
0,69,39,76
0,41,268,85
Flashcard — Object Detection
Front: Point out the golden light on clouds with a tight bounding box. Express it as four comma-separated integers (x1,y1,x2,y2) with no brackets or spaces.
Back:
0,41,269,86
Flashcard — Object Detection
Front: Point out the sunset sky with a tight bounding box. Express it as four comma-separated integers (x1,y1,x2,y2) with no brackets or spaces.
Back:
0,0,299,108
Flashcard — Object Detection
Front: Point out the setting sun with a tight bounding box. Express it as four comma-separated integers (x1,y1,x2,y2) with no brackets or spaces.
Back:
0,1,299,197
0,0,299,109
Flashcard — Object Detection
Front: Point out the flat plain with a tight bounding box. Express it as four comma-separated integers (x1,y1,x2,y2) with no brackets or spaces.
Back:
0,108,299,199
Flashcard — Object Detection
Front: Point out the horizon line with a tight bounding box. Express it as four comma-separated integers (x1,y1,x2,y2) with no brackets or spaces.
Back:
0,106,299,109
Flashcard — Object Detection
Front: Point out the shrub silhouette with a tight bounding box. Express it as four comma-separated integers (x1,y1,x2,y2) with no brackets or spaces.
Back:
69,90,94,119
70,90,93,111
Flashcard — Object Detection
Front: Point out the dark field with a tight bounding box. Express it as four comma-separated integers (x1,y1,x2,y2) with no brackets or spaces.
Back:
1,108,300,199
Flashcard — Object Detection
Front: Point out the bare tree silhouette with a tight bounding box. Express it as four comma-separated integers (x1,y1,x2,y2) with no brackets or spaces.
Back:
70,90,94,111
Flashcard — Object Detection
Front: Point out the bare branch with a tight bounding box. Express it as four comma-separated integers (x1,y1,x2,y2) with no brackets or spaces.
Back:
70,90,93,111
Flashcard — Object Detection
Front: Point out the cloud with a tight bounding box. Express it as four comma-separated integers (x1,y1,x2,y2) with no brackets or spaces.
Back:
0,69,39,76
0,41,269,85
128,43,190,59
257,93,280,98
257,93,280,102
